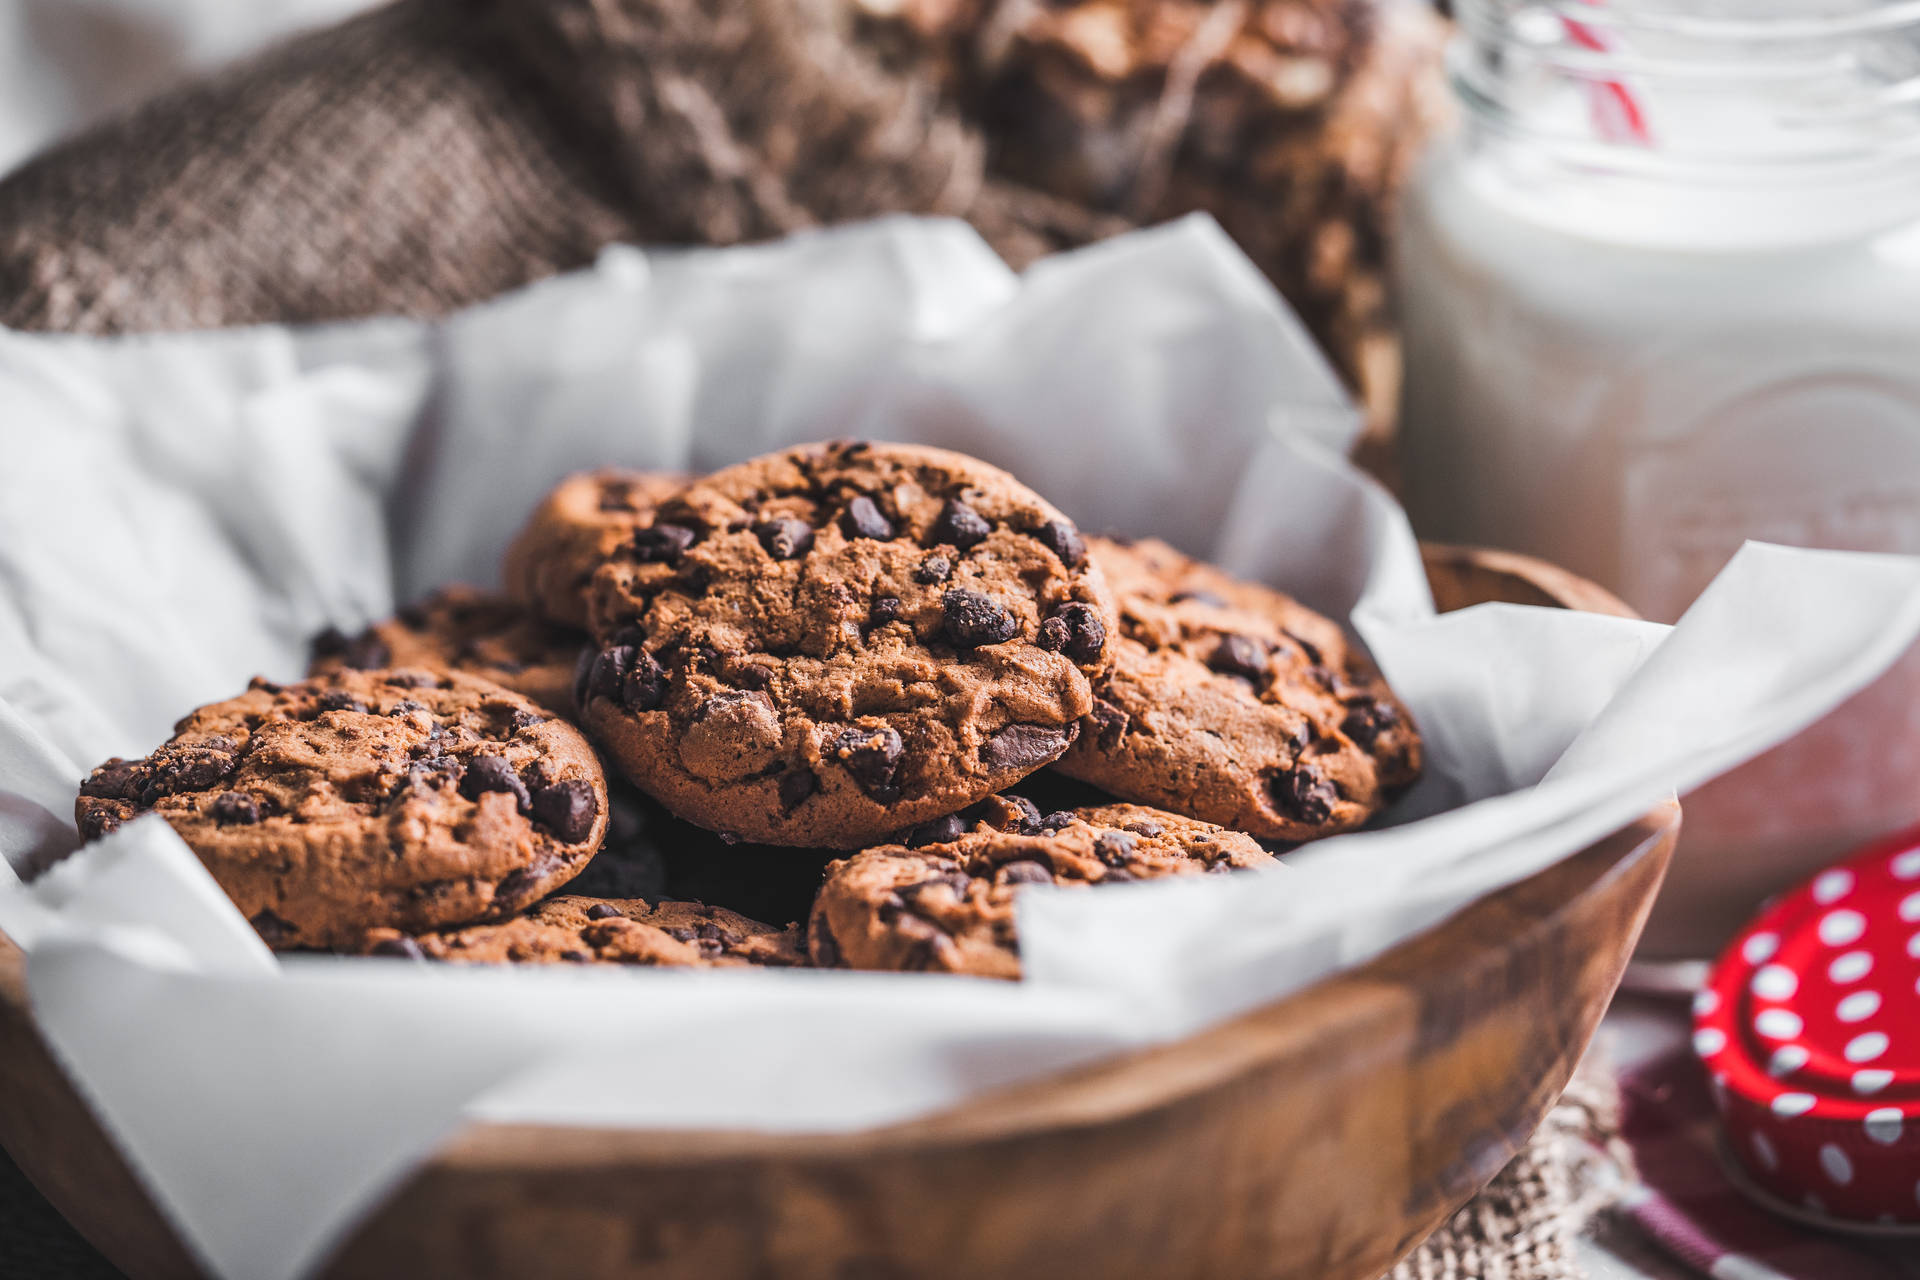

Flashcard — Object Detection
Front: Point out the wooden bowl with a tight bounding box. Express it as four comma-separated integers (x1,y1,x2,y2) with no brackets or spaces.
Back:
0,546,1675,1280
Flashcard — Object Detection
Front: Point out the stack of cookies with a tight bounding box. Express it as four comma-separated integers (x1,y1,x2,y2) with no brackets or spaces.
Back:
73,442,1421,978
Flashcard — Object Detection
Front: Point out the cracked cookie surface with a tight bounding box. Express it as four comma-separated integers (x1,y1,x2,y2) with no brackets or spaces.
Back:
75,669,608,949
809,798,1272,978
579,441,1117,848
309,586,586,716
503,468,688,628
357,895,804,967
1053,537,1421,841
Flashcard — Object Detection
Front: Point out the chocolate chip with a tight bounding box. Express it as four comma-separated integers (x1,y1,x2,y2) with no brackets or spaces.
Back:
778,767,818,810
509,708,546,734
753,518,815,561
309,626,349,658
832,726,904,803
559,950,592,963
997,794,1043,833
1340,697,1399,750
79,757,146,801
314,690,369,714
1209,634,1269,684
1089,699,1131,749
809,916,845,967
1171,589,1228,608
382,670,439,689
980,724,1071,773
1285,631,1325,666
736,663,774,691
1122,820,1164,838
667,927,697,942
929,499,991,550
999,860,1053,886
249,910,299,946
369,936,425,959
906,813,967,847
1035,810,1077,833
139,747,235,804
839,496,895,541
623,648,668,712
869,595,902,626
630,523,698,564
1101,868,1137,884
584,902,623,921
1036,602,1106,664
1034,518,1087,569
338,633,390,669
1093,831,1137,866
210,791,260,825
531,779,597,843
401,755,464,797
1273,767,1339,824
942,588,1018,649
76,807,123,840
461,755,532,812
915,554,952,585
390,699,429,718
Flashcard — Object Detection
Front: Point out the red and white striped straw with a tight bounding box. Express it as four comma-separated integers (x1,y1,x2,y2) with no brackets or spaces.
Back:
1561,0,1655,146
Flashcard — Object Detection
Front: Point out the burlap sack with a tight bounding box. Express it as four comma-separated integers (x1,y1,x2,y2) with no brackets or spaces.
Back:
0,4,1608,1276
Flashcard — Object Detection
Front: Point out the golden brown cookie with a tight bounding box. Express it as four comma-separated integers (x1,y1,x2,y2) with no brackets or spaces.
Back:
358,895,805,967
309,586,586,716
809,798,1272,978
503,468,688,628
578,441,1118,849
1052,537,1420,841
75,669,609,949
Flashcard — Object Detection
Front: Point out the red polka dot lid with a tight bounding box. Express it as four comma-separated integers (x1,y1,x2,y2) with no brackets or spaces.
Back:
1694,823,1920,1224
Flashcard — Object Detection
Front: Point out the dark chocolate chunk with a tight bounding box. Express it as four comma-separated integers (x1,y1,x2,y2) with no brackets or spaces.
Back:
753,518,815,561
1089,698,1131,749
778,767,818,810
584,902,623,921
631,523,698,564
210,791,260,825
1035,809,1077,833
622,648,668,712
929,499,991,550
998,860,1054,886
1273,766,1339,824
915,554,953,585
1034,518,1088,569
1208,634,1270,684
339,633,390,670
1122,819,1165,837
1340,697,1399,750
1093,830,1137,866
531,779,597,843
869,595,903,626
839,496,895,541
905,813,968,847
314,690,369,714
980,724,1071,773
79,757,146,801
942,588,1019,649
461,755,532,813
249,910,299,946
1036,602,1106,664
833,726,905,803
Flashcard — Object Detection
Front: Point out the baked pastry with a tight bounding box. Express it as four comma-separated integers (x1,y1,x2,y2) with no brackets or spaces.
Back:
809,798,1272,978
309,586,586,716
358,895,805,967
1053,537,1419,840
502,468,688,628
74,669,608,949
578,440,1117,848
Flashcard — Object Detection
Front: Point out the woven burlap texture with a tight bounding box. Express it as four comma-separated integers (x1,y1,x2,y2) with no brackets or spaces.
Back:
0,2,1611,1275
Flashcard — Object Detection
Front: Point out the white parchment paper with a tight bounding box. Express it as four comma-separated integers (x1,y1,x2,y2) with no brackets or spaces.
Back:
3,215,1920,1280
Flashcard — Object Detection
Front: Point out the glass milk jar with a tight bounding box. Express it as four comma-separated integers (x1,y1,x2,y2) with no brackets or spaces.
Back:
1397,0,1920,956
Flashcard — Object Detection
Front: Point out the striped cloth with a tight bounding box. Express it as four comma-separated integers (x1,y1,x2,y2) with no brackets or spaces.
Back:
1612,1018,1920,1280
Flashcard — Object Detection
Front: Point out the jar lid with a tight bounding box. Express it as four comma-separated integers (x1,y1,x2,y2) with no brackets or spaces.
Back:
1694,823,1920,1224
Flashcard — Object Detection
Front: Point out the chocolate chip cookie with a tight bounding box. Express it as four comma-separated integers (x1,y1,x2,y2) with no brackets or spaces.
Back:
358,895,805,967
578,441,1118,848
503,468,688,628
75,669,609,949
809,798,1273,978
1052,537,1421,841
309,586,586,715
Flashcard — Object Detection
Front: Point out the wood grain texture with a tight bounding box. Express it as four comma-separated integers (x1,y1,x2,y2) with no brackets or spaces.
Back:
0,545,1671,1280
